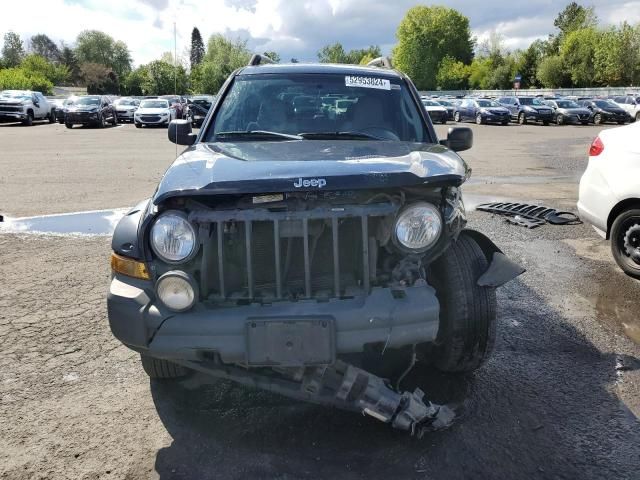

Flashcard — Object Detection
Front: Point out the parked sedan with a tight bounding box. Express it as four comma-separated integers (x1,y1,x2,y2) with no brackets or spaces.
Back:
454,98,510,125
134,99,176,128
421,99,447,124
578,121,640,278
544,99,592,125
578,99,629,125
65,95,117,128
114,97,140,123
497,96,554,125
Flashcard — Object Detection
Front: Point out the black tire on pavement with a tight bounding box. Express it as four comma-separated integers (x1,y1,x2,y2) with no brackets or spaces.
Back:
556,114,564,125
610,208,640,279
476,114,483,125
111,113,117,126
636,112,640,123
454,112,461,123
140,354,187,379
542,121,550,126
428,234,497,373
518,112,526,125
48,111,55,123
501,120,508,126
581,121,589,125
441,119,447,125
65,122,73,129
594,113,603,125
22,111,34,126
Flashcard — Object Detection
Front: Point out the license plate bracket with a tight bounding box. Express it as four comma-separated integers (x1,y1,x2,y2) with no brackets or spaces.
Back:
246,317,335,367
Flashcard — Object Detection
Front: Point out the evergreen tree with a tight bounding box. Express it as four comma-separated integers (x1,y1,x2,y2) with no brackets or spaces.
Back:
190,27,205,70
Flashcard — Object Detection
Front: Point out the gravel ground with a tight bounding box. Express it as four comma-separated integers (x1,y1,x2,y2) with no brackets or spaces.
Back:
0,120,638,479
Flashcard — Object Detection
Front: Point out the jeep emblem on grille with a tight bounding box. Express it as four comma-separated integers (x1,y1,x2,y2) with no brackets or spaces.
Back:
293,177,327,188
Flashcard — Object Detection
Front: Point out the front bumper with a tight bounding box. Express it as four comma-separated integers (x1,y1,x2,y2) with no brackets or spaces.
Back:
66,112,99,124
135,115,169,125
523,110,554,123
481,113,510,123
0,111,27,121
116,110,135,121
108,273,440,365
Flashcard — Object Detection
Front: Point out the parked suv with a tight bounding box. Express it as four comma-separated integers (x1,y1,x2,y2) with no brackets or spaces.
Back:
0,90,54,125
65,95,117,128
497,96,554,125
107,57,523,435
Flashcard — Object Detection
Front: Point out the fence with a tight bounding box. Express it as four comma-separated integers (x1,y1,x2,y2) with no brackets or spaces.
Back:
419,87,640,98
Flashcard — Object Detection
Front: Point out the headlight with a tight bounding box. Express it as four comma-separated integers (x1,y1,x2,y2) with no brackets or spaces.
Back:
394,203,442,251
150,212,197,263
156,271,196,312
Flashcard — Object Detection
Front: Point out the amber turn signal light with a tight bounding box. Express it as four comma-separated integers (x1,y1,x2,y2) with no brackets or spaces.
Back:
110,253,150,280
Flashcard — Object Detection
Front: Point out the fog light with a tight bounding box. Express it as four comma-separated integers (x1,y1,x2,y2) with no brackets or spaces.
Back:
156,271,196,312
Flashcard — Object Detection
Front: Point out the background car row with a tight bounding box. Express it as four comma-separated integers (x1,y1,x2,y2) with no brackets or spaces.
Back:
421,94,638,126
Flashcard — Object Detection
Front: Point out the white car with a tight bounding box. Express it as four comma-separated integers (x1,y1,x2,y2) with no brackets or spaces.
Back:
114,97,140,123
134,99,176,128
421,98,448,124
611,95,640,123
578,122,640,278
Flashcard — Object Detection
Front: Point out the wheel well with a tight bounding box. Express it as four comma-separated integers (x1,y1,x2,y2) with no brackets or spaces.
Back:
607,198,640,239
26,108,34,116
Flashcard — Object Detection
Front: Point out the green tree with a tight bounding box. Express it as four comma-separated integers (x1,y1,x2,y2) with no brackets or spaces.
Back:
21,54,69,85
191,35,251,93
536,55,568,88
190,27,205,70
59,43,81,85
80,62,119,94
393,6,474,90
516,40,545,88
263,51,281,63
121,66,148,96
0,67,53,93
75,30,132,77
594,24,640,86
142,60,188,95
547,2,598,55
436,56,470,89
468,57,492,89
29,34,60,63
2,32,25,67
560,27,600,87
317,42,348,63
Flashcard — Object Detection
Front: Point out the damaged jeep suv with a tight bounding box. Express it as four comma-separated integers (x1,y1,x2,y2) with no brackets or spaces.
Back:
108,56,523,435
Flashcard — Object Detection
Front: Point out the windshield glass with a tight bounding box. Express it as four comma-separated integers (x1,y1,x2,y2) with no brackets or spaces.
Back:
557,100,579,108
76,97,101,106
0,91,31,100
594,100,616,108
437,99,452,106
208,73,429,143
519,97,544,106
140,100,169,108
116,98,138,106
422,100,440,106
477,100,501,107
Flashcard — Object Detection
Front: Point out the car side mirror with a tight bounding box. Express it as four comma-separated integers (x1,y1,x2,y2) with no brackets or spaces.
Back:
441,127,473,152
34,102,40,108
168,120,196,146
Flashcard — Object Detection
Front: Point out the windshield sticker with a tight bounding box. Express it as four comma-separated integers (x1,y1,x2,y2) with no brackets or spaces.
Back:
345,76,391,90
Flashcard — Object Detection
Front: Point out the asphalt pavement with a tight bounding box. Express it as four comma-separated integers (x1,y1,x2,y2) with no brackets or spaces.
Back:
0,120,638,480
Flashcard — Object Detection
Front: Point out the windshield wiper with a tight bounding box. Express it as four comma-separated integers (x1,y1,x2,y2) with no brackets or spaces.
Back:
298,131,384,140
215,130,303,141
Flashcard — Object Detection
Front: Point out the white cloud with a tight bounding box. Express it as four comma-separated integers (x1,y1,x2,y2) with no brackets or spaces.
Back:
1,0,638,67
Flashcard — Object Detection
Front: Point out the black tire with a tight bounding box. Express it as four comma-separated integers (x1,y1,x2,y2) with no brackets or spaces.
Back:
135,122,142,128
22,111,34,126
476,114,483,125
65,122,73,129
454,112,461,123
98,115,106,128
610,208,640,279
501,120,508,126
617,120,626,125
441,119,447,125
518,112,526,125
556,114,564,125
140,354,187,379
111,113,117,125
635,112,640,123
594,113,603,125
581,121,589,125
428,235,497,373
48,110,55,123
542,120,549,126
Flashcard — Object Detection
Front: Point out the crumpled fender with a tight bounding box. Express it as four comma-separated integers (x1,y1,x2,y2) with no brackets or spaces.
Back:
459,229,525,287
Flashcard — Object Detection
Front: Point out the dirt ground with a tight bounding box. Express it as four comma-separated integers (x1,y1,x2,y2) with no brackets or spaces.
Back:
0,120,638,479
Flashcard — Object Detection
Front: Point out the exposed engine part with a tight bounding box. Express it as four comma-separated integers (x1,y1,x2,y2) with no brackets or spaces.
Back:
392,255,424,286
477,202,581,227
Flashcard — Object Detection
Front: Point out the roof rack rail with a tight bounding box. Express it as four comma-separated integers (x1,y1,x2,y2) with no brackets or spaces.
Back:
366,56,393,69
248,54,275,66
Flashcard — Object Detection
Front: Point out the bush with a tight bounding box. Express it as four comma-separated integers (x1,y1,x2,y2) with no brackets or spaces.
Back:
0,67,53,93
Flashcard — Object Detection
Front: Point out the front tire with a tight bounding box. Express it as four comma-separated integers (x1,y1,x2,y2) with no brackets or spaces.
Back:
111,113,117,126
610,208,640,279
556,114,564,125
594,113,603,125
476,114,483,125
428,235,497,373
140,354,187,379
65,122,73,129
518,112,526,125
454,112,461,123
22,111,34,126
135,122,142,128
48,111,55,123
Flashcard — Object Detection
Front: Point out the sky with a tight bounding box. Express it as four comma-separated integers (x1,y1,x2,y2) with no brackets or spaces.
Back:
2,0,640,66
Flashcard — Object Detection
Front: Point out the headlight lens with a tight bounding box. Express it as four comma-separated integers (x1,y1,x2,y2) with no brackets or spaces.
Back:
150,212,197,263
394,203,442,251
157,272,195,312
